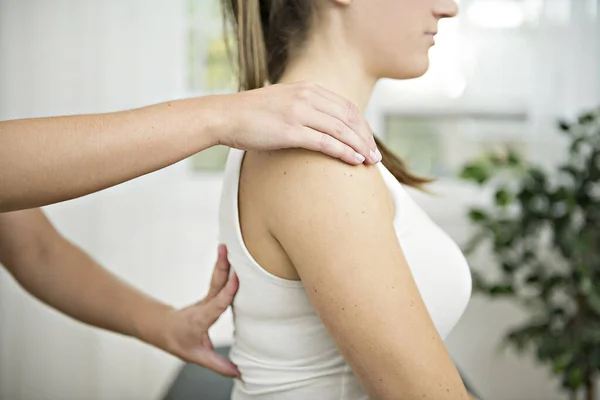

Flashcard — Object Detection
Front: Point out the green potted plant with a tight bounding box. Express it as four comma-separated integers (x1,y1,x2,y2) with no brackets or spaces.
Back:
459,107,600,400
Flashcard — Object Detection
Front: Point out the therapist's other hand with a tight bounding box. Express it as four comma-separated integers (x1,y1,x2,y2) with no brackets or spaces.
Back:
216,81,381,165
163,245,240,378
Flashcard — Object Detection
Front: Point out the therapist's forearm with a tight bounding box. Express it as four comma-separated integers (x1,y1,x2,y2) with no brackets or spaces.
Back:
0,97,222,212
1,211,172,345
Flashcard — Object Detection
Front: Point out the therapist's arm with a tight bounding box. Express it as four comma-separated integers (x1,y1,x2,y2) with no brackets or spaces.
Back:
0,208,241,378
0,81,379,213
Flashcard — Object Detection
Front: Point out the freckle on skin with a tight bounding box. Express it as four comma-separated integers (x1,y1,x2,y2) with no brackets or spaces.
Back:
283,171,287,175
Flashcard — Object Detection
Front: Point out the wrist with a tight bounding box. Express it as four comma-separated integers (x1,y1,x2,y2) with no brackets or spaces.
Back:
189,94,233,148
132,300,176,352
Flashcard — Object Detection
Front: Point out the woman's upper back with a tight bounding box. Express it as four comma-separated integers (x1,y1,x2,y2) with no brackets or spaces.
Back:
219,148,472,399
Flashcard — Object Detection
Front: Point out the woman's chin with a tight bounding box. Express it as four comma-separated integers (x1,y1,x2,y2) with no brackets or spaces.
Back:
384,58,430,80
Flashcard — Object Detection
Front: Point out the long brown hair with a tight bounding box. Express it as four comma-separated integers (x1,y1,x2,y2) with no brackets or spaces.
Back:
221,0,433,190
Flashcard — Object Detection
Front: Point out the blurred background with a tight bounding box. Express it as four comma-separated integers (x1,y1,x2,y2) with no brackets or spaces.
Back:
0,0,599,399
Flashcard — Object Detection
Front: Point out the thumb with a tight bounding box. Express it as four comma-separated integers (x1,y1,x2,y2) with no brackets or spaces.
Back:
194,350,241,379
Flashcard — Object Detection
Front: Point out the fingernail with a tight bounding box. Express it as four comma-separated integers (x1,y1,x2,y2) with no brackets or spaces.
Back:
355,152,366,163
375,148,382,162
370,149,377,161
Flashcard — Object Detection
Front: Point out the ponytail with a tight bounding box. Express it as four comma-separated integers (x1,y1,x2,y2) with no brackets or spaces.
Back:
375,138,434,191
225,0,269,91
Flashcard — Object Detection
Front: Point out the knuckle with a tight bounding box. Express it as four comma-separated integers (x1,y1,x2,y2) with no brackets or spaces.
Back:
296,81,317,101
335,122,346,138
299,80,314,90
319,133,330,151
297,87,311,102
345,100,357,126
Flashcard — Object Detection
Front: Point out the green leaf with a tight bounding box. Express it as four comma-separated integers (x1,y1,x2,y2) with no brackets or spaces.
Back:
528,168,547,188
550,308,566,318
552,352,573,373
518,187,535,206
559,165,580,179
525,274,540,285
501,262,518,273
468,209,488,223
495,188,513,207
569,138,585,155
578,112,596,125
462,231,487,255
566,367,584,389
586,292,600,315
489,284,515,296
470,272,490,293
558,120,571,132
522,249,536,261
459,163,491,184
589,346,600,369
504,321,550,352
507,150,521,167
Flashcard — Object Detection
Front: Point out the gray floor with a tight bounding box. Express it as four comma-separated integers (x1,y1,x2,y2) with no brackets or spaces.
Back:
163,347,481,400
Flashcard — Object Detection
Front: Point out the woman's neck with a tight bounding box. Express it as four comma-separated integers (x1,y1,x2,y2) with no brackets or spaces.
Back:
277,47,376,112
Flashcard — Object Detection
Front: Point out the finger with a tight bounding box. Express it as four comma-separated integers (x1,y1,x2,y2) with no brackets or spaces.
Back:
204,273,239,325
301,108,370,163
197,350,242,379
207,244,231,300
292,127,366,165
310,85,380,163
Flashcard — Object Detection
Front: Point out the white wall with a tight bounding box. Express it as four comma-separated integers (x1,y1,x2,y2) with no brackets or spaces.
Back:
0,1,208,399
0,0,599,399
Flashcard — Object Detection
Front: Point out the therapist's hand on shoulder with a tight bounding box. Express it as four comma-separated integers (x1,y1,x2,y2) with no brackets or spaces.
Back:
162,245,241,378
215,81,382,165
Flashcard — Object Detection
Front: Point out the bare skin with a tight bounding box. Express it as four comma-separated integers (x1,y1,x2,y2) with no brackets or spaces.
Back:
0,81,380,213
0,209,241,378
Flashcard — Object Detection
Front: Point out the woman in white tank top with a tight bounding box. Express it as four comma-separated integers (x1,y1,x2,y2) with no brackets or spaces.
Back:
218,0,472,399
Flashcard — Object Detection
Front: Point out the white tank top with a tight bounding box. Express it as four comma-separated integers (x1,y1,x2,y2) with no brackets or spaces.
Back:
219,149,472,400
